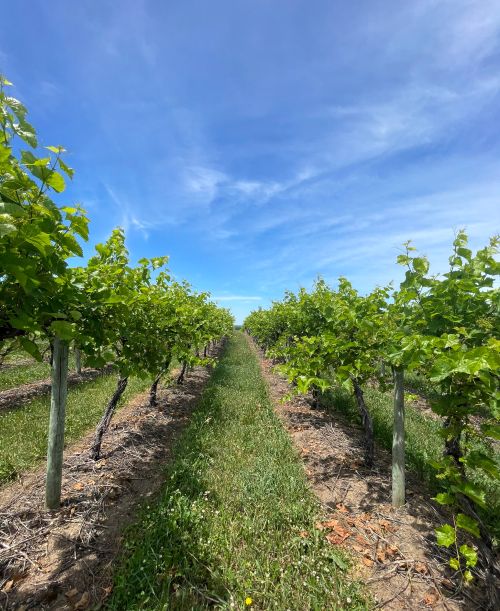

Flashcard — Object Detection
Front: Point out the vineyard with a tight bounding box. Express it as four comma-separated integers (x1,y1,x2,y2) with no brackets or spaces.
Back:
244,234,499,608
1,73,499,611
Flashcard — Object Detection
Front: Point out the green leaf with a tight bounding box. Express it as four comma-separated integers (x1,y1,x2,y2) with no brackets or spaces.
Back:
14,118,37,147
464,569,473,583
449,557,460,570
31,156,50,166
435,524,455,548
59,232,83,256
20,150,38,165
57,157,74,179
68,214,89,241
5,96,28,119
69,309,82,321
457,247,472,261
463,452,500,480
453,482,486,508
45,145,65,153
50,320,76,341
456,514,480,538
10,312,36,330
0,202,26,218
103,294,127,305
433,492,455,505
412,257,429,274
0,144,11,163
46,170,66,193
459,544,477,568
20,337,43,361
23,229,52,255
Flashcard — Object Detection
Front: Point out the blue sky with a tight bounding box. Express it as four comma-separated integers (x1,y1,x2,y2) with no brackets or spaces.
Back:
2,0,500,322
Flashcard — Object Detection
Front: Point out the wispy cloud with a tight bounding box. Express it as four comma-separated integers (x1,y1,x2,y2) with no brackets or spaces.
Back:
104,183,162,239
183,165,228,204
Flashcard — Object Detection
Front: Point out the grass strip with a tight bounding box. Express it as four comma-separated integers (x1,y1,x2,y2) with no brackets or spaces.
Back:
0,360,52,392
109,332,366,610
0,374,149,483
0,352,79,392
324,386,499,538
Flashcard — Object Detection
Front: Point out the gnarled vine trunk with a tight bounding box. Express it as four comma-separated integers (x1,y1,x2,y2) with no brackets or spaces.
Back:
443,416,464,470
311,386,320,409
90,376,128,460
352,379,374,467
149,358,172,407
177,361,188,385
149,373,162,408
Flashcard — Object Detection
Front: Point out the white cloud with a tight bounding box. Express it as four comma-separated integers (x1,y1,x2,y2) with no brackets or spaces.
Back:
243,179,500,294
104,183,162,239
232,180,281,199
319,76,500,175
183,165,227,201
435,0,500,67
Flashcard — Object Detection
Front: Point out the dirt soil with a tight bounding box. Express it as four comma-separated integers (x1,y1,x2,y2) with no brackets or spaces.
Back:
248,336,489,611
0,356,218,611
0,367,115,412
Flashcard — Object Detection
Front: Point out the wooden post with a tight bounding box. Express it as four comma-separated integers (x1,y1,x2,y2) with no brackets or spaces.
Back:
392,367,405,507
75,346,82,374
46,336,69,510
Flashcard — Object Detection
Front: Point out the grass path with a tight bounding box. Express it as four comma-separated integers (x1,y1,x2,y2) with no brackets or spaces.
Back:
109,332,365,610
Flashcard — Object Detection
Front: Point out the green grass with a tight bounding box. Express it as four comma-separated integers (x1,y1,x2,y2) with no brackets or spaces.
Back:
0,373,150,483
403,370,440,401
108,332,366,610
0,360,52,391
0,351,79,392
323,386,500,539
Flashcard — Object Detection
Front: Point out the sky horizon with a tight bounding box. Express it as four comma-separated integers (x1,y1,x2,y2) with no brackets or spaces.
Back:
2,0,500,323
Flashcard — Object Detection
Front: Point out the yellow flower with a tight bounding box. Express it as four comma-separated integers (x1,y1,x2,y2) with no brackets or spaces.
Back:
245,597,253,606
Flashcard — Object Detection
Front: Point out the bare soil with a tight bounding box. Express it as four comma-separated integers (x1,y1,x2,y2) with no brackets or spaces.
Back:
0,367,115,412
248,336,489,611
0,356,218,611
